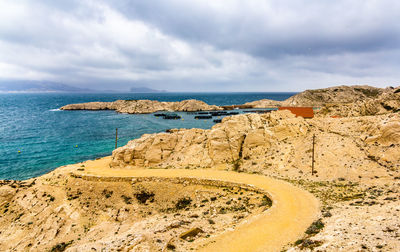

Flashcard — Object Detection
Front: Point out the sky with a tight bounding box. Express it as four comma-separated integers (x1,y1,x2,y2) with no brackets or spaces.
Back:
0,0,399,92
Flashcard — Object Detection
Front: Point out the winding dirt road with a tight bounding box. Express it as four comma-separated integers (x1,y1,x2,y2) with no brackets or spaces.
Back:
74,157,319,252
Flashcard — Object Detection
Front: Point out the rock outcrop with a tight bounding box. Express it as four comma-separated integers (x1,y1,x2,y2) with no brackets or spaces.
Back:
60,99,222,114
244,85,390,108
244,99,283,108
111,110,400,180
281,85,384,107
245,85,400,117
111,110,307,169
317,86,400,117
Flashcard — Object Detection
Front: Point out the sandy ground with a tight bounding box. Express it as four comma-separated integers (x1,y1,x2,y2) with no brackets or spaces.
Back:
64,156,320,252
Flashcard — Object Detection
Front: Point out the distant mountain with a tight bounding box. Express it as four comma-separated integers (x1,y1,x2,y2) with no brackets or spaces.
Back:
0,81,95,93
0,81,168,93
129,87,167,93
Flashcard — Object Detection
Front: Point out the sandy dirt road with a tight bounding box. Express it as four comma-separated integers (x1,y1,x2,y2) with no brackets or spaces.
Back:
71,157,320,252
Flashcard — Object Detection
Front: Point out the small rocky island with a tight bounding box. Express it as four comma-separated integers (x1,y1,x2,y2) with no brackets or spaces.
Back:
60,99,222,114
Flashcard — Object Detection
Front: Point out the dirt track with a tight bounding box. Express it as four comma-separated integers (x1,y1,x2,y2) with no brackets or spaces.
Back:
72,157,320,251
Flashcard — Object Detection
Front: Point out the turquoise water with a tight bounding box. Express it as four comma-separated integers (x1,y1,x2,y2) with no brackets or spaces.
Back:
0,92,295,180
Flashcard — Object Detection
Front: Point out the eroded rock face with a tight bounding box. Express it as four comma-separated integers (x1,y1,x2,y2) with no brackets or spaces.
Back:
110,110,305,169
60,99,222,114
111,110,400,180
364,118,400,168
317,87,400,117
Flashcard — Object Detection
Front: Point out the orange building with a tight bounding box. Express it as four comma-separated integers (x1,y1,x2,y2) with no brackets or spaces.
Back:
278,107,314,118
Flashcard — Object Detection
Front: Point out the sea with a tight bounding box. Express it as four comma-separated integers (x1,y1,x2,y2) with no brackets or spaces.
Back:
0,92,296,180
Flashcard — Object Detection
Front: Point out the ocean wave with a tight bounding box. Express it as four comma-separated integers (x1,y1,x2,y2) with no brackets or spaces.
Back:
49,109,61,111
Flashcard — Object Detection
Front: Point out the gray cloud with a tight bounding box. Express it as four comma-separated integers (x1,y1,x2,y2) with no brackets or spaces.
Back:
0,0,399,91
114,1,400,55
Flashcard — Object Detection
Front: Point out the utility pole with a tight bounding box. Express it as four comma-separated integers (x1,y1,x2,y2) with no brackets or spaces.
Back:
311,134,315,175
115,128,118,149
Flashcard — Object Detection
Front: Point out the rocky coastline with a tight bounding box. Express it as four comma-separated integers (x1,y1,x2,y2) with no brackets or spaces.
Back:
60,85,400,116
1,85,399,251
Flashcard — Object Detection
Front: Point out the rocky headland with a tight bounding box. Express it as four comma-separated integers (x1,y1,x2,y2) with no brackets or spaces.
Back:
2,85,400,251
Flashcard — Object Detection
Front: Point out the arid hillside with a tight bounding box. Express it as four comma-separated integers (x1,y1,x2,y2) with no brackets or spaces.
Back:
111,110,400,182
317,86,400,117
107,86,400,251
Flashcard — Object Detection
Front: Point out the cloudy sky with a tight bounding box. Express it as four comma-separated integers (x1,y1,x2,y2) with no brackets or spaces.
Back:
0,0,399,92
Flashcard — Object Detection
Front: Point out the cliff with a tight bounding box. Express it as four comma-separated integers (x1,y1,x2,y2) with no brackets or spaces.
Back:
60,99,222,114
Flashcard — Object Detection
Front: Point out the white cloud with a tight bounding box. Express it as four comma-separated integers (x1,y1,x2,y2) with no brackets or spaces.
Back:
0,0,399,91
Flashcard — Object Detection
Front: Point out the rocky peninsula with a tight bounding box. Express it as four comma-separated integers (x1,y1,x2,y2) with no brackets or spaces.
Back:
1,85,399,251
